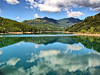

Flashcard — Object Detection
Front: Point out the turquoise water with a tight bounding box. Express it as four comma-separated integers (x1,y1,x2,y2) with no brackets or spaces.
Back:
0,34,100,75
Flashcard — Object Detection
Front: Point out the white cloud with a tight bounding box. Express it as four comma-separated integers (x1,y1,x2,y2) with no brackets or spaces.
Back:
0,9,1,14
30,6,33,9
25,0,35,5
67,10,83,18
7,58,20,66
25,0,100,17
34,13,39,18
39,4,61,12
16,17,20,19
5,0,20,5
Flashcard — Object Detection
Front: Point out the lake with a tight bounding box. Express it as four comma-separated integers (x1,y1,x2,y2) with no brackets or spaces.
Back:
0,33,100,75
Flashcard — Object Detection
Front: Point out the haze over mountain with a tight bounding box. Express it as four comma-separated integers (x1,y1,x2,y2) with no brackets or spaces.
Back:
65,13,100,34
22,17,82,31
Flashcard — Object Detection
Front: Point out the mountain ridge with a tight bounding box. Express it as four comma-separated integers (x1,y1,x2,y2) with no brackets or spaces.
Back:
22,17,82,31
0,17,40,33
64,13,100,34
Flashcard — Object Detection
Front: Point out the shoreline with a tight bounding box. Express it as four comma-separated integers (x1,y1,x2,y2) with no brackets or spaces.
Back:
0,31,62,35
63,31,100,37
0,31,100,37
0,32,42,35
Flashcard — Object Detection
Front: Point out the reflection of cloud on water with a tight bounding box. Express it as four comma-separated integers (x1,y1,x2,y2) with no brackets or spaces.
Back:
39,50,60,57
16,43,20,46
25,51,100,75
0,62,5,66
26,50,60,63
34,44,39,48
0,66,26,75
65,44,83,53
26,56,35,63
0,50,2,55
7,58,20,66
1,50,100,75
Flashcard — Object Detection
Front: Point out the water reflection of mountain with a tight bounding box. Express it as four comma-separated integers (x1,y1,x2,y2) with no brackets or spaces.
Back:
72,36,100,52
0,37,30,48
0,36,77,48
0,35,100,52
25,36,77,45
25,36,100,52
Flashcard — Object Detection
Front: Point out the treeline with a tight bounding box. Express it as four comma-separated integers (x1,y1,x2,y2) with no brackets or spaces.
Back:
22,17,82,31
65,13,100,34
22,18,62,31
0,17,40,33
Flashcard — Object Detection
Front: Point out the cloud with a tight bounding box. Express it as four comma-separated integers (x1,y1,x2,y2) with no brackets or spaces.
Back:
34,13,39,18
39,4,61,12
5,0,20,5
0,9,1,14
66,10,83,18
16,17,20,19
90,7,100,11
30,6,33,9
7,58,20,66
75,0,100,11
25,0,100,17
25,0,35,5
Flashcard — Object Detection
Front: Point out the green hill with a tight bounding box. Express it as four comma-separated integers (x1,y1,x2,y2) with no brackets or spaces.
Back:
0,17,40,33
65,13,100,34
22,17,82,31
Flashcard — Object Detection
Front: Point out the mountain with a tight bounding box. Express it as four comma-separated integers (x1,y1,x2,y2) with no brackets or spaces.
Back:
65,13,100,34
22,17,82,31
0,17,40,33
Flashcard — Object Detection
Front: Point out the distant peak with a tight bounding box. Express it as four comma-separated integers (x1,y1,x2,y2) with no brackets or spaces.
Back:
43,17,48,19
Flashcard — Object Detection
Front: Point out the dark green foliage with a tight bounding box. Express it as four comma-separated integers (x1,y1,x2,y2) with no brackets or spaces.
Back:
65,13,100,33
22,17,82,31
72,36,100,52
0,17,40,33
0,37,31,48
0,35,100,52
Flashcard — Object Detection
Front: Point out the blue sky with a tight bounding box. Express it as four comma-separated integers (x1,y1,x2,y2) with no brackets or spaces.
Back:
0,0,100,22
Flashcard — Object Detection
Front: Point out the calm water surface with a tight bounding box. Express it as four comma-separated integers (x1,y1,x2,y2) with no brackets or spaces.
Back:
0,34,100,75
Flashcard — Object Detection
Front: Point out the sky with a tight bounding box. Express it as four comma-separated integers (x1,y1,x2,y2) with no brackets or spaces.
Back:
0,0,100,22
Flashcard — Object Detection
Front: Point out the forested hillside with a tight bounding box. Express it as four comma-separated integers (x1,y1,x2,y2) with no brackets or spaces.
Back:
22,17,82,31
0,17,40,33
65,13,100,34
